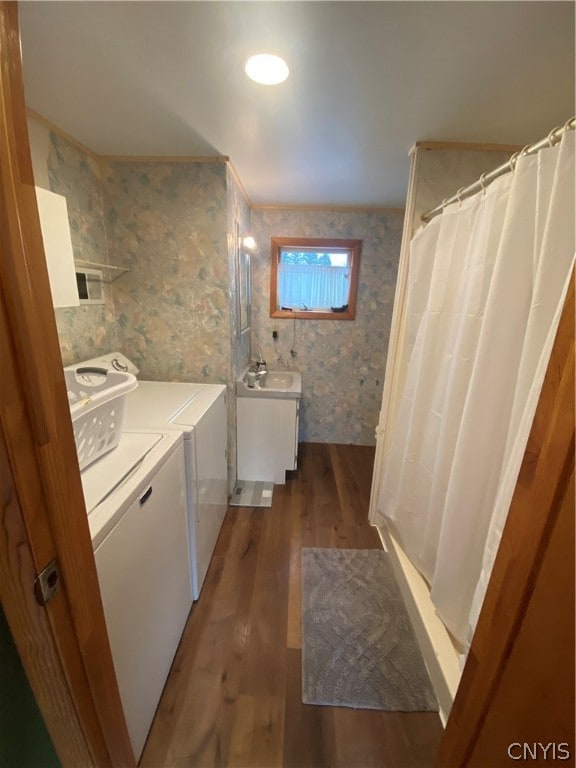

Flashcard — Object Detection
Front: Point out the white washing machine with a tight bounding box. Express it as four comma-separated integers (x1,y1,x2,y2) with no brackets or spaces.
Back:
70,352,228,601
81,429,190,761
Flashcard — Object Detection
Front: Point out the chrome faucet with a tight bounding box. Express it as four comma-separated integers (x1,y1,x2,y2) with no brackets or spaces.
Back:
247,352,267,386
251,351,267,374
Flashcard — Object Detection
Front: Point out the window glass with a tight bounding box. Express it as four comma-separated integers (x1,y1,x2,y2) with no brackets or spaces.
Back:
270,238,361,320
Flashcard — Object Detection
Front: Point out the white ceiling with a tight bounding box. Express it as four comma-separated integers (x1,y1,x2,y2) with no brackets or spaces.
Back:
19,1,575,207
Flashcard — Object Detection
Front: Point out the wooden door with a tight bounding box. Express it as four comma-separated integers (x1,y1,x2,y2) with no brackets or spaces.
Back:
0,3,134,765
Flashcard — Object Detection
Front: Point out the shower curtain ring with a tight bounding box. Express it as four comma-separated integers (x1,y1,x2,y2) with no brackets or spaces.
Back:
519,144,531,158
508,151,520,172
479,174,487,195
456,187,465,206
562,117,575,133
547,126,560,146
441,197,448,211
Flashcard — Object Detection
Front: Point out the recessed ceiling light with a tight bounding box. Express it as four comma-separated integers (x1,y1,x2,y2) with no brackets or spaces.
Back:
245,54,289,85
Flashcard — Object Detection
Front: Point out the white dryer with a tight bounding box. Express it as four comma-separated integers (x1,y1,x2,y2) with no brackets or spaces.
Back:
70,352,228,601
81,429,190,761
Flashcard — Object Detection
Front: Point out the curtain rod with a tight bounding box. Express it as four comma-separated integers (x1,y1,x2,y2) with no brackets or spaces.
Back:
421,117,575,223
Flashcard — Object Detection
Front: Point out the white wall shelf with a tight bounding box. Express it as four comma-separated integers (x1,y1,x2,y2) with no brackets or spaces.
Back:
74,259,129,283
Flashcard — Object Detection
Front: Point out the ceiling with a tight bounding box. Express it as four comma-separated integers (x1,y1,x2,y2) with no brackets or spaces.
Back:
19,2,575,208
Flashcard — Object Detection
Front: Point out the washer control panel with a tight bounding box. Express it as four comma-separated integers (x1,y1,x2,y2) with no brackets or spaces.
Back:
64,351,140,376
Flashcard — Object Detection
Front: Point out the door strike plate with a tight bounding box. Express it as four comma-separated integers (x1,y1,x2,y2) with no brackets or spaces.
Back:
34,559,60,606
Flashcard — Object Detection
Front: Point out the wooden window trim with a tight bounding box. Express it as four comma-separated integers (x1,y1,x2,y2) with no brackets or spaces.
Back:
270,237,361,320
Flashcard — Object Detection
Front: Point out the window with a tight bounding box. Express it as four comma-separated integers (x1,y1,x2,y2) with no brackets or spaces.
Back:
270,237,361,320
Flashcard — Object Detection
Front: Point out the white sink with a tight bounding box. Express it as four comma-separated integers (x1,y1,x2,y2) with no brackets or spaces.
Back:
262,372,294,389
236,369,302,400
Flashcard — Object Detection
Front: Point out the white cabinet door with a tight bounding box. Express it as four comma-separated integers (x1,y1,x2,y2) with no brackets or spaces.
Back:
237,397,298,483
35,186,79,307
94,446,190,760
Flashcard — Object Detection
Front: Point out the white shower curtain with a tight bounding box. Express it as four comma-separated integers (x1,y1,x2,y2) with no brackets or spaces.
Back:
375,130,575,648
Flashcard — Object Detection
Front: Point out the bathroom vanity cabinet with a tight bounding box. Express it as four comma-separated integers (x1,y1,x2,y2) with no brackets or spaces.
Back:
236,371,301,484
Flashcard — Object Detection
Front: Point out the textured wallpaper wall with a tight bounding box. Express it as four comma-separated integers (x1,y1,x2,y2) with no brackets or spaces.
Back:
250,208,404,445
411,146,514,236
44,131,119,365
101,160,232,384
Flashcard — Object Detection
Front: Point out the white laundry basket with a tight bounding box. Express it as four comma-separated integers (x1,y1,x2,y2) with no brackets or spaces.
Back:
65,366,138,470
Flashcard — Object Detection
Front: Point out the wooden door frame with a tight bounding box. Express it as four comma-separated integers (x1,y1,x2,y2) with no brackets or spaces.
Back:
0,3,134,765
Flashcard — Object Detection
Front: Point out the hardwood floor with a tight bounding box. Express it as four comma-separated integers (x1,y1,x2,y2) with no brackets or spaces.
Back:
140,443,443,768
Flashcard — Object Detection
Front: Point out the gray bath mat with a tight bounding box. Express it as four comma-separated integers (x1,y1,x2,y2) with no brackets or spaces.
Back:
301,547,438,711
230,480,274,508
